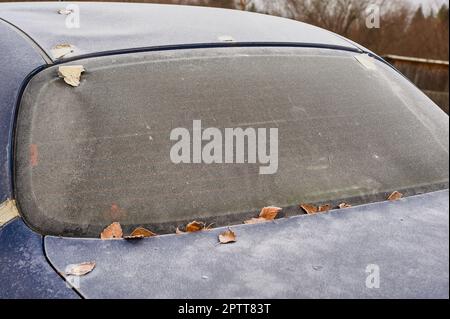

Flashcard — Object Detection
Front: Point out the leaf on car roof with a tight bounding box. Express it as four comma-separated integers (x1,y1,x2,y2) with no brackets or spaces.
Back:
244,206,282,224
124,226,156,239
388,191,403,201
57,8,73,15
51,44,74,59
65,261,96,276
100,222,123,239
218,228,236,244
300,203,332,215
338,202,352,209
58,65,85,87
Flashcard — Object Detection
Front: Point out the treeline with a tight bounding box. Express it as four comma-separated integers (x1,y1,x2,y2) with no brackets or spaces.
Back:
3,0,449,60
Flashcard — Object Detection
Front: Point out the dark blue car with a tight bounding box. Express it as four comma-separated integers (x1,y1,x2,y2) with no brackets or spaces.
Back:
0,2,448,299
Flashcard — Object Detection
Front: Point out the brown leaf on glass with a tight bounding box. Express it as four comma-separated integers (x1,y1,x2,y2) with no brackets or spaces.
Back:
259,206,282,220
388,191,403,201
318,204,332,212
124,226,156,239
300,204,318,215
100,222,123,239
186,221,205,232
300,203,332,214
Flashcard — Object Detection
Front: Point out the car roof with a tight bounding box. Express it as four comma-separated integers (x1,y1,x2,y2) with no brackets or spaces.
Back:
0,2,363,62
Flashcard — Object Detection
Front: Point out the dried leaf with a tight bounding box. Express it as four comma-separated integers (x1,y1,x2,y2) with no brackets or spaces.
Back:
124,226,156,239
243,206,282,224
57,9,73,15
388,191,403,201
300,204,318,215
259,206,282,220
218,228,236,244
175,227,185,234
318,204,332,212
186,221,205,232
100,222,123,239
300,203,332,214
0,199,19,227
65,262,95,276
244,217,268,224
338,202,352,209
51,44,74,59
58,65,85,87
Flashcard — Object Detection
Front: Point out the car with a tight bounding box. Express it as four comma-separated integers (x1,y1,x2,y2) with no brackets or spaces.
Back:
0,2,448,299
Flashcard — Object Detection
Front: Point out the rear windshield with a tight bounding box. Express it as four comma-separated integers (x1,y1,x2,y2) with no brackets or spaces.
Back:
15,47,449,237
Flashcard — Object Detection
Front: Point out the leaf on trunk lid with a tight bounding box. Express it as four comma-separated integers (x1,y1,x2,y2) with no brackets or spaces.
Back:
65,261,95,276
51,44,74,59
124,226,156,239
58,65,85,87
244,206,282,224
388,191,403,201
300,203,332,215
100,222,123,239
218,228,236,244
338,202,352,209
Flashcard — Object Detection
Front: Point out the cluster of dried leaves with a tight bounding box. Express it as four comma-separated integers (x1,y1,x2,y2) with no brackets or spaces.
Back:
175,221,236,244
300,191,403,215
67,191,404,277
100,222,156,240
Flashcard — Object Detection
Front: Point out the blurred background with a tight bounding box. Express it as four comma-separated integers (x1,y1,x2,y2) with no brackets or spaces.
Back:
1,0,449,112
